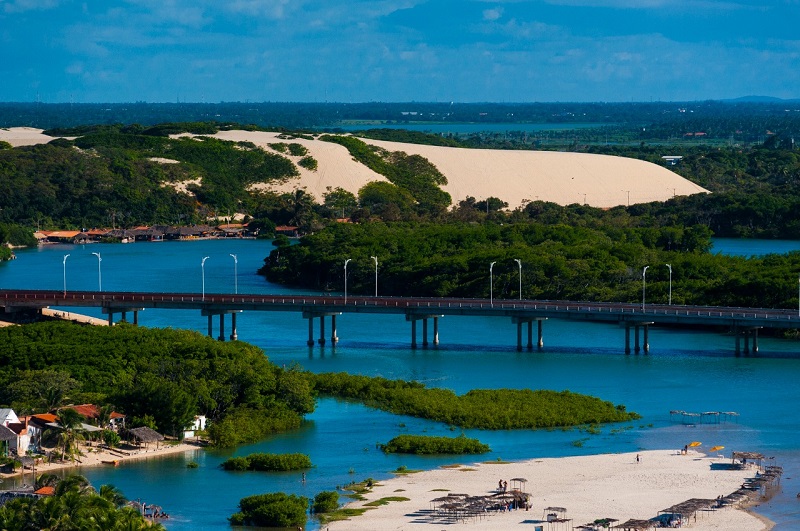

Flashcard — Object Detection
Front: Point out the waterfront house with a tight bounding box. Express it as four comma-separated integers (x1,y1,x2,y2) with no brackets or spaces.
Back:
0,409,31,455
183,414,207,439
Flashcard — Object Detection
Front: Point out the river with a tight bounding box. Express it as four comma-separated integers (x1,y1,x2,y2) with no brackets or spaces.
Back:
1,238,798,530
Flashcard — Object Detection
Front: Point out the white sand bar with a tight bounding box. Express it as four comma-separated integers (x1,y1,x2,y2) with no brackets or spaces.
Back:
328,450,770,530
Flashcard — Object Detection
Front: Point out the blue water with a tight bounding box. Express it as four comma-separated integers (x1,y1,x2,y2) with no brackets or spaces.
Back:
320,122,607,134
1,239,799,529
712,238,800,257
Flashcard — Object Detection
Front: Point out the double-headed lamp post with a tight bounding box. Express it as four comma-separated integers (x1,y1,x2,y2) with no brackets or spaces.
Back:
62,254,70,296
201,256,209,300
371,256,378,297
489,261,497,305
91,252,102,292
642,265,649,310
344,258,352,303
229,254,238,294
514,258,522,300
665,263,672,305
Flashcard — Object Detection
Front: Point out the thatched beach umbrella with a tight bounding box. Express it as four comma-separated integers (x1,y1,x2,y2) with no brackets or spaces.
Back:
128,426,165,450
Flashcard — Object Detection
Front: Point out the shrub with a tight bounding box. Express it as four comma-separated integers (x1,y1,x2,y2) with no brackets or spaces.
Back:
312,491,339,514
380,434,490,455
298,156,318,170
102,430,121,448
221,452,311,472
230,492,308,528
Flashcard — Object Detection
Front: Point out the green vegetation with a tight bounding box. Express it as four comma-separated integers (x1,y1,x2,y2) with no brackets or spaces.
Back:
312,490,340,514
0,322,315,445
311,372,639,429
0,474,163,531
363,496,410,506
298,155,318,170
221,452,311,471
380,434,490,455
229,492,308,528
261,220,800,308
319,134,451,216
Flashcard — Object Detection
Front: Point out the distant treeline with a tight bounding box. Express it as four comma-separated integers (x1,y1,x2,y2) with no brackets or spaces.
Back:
261,221,800,309
3,101,800,139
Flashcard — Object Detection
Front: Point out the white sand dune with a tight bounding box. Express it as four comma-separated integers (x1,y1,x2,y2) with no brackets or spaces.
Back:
327,450,770,530
210,130,707,209
0,127,57,147
2,127,708,209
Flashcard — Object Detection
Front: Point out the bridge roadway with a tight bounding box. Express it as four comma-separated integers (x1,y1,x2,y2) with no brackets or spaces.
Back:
1,289,798,354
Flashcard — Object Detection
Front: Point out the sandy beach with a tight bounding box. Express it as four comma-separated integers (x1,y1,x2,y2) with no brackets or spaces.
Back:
328,450,772,530
1,440,202,485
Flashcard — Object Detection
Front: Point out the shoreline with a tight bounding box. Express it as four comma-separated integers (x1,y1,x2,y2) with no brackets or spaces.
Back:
328,450,774,530
1,440,203,484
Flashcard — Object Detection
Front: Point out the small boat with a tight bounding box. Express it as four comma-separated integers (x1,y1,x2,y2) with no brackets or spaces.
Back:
102,459,120,466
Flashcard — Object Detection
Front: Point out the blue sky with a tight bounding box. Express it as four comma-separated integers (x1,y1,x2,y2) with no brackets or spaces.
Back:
2,0,798,103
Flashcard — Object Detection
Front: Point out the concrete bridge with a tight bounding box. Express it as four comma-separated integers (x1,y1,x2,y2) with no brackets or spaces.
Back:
1,289,798,354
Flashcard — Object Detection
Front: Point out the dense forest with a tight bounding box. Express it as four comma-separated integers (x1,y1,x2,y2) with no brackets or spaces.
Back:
260,221,800,309
0,322,314,446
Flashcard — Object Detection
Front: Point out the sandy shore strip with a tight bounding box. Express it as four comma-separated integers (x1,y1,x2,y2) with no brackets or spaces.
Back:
1,441,203,483
328,450,772,530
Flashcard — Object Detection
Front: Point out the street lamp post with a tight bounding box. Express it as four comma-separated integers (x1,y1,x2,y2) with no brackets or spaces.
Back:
91,252,102,292
514,258,522,300
344,258,352,303
201,256,209,300
489,261,497,305
623,190,630,206
642,265,649,310
371,256,378,297
665,263,672,305
62,254,70,296
229,254,238,294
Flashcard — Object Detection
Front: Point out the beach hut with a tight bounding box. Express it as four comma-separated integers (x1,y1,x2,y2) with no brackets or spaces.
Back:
612,519,656,530
128,426,165,450
510,477,528,493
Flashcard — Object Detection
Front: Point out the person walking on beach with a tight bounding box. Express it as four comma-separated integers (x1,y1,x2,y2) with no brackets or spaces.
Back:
636,454,640,463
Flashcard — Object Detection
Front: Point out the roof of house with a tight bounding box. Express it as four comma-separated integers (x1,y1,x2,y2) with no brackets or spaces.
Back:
0,408,17,424
0,424,16,441
128,426,165,443
32,413,58,423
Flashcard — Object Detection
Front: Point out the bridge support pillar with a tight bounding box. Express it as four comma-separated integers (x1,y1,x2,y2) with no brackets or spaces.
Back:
407,313,442,349
538,320,544,349
230,312,237,341
744,329,750,354
103,306,144,328
623,321,653,354
208,314,213,338
625,323,631,354
318,316,326,346
218,313,225,341
752,328,759,353
302,311,341,347
512,316,546,352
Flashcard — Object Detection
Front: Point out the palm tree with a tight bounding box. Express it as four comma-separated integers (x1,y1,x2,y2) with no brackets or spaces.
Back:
55,408,86,462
